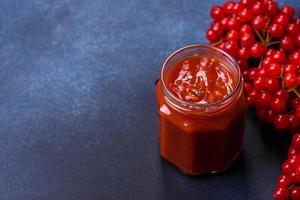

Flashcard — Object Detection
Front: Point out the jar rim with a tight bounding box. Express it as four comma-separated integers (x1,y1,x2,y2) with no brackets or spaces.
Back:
160,44,242,108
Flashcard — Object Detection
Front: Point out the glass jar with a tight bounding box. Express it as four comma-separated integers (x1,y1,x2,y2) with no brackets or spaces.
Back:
155,45,247,175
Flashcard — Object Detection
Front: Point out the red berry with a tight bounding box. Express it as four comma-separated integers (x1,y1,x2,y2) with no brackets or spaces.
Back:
249,42,265,57
265,77,280,92
223,1,235,14
272,50,286,63
238,47,250,60
291,186,300,200
275,90,289,101
253,76,265,90
280,35,295,51
227,17,240,30
276,175,291,187
210,6,225,21
274,14,290,27
265,49,276,57
281,5,295,19
206,29,218,42
211,22,224,37
252,15,267,31
256,108,266,121
239,8,253,23
282,161,293,175
295,105,300,118
240,32,255,47
256,91,272,107
266,0,278,16
271,97,285,113
289,51,300,65
274,114,289,129
287,23,300,36
268,23,285,38
223,41,238,56
283,63,296,74
240,24,252,34
284,73,297,88
248,68,258,80
266,63,281,77
289,115,300,130
240,0,254,6
226,30,239,42
266,109,275,123
273,186,289,200
251,1,266,15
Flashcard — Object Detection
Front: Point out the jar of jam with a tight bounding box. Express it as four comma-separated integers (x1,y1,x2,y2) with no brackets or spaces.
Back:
156,45,246,175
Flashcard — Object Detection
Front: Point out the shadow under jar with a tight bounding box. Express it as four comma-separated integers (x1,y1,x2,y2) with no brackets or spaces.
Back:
156,45,247,175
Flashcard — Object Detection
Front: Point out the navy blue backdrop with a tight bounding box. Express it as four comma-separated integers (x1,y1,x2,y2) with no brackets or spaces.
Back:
0,0,299,199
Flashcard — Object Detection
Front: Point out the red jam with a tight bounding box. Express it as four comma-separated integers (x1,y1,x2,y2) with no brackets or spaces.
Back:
167,56,236,104
156,45,246,175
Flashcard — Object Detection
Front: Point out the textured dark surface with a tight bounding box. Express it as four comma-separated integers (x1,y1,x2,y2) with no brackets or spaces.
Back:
0,0,299,199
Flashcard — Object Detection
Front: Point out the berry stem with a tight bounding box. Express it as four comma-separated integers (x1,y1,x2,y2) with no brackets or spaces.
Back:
266,41,280,47
254,30,265,44
210,39,223,47
258,56,263,69
289,88,300,98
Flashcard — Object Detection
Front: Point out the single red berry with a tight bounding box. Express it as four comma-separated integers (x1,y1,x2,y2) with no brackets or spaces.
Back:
206,29,218,42
270,97,285,112
226,30,239,42
280,35,295,51
289,115,300,130
265,49,276,57
221,17,229,28
239,8,253,23
289,51,300,65
291,186,300,200
256,91,272,107
266,63,281,77
239,24,253,34
265,77,280,92
232,2,244,14
210,5,225,21
240,32,255,47
282,161,293,175
273,186,289,200
238,47,250,60
275,89,289,101
274,114,289,129
248,68,258,80
227,17,240,30
284,73,297,88
272,50,286,63
266,0,278,16
249,42,265,57
289,146,299,156
211,22,224,37
253,76,265,90
223,41,239,57
287,23,300,36
244,82,252,93
268,23,285,38
251,1,266,15
251,15,267,31
283,63,296,74
274,14,290,27
291,98,300,109
223,1,235,14
281,5,295,19
276,175,291,187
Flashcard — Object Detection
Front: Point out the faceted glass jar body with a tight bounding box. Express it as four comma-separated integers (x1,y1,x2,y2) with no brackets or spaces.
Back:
156,45,247,175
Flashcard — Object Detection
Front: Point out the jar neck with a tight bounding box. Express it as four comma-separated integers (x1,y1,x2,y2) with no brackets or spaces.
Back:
160,44,243,114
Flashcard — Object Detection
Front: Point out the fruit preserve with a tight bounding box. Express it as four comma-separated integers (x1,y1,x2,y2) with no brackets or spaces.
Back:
156,45,246,175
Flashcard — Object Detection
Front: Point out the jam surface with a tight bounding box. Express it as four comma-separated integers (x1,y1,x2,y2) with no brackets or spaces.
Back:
166,55,236,103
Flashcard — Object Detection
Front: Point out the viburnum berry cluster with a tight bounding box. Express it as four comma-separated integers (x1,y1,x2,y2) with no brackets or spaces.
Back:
273,133,300,200
206,0,300,132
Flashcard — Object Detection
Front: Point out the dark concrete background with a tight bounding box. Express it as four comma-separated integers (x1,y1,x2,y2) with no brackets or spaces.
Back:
0,0,298,199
